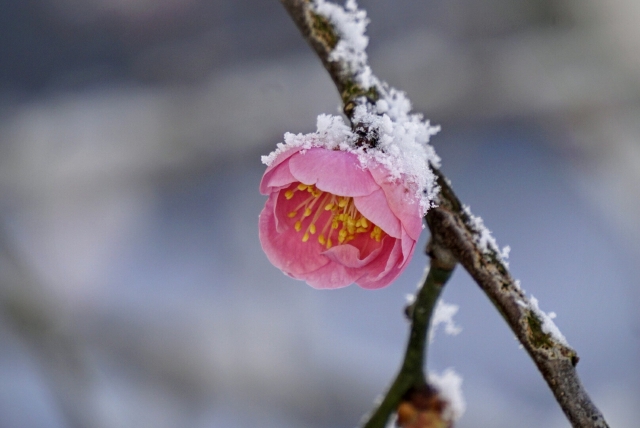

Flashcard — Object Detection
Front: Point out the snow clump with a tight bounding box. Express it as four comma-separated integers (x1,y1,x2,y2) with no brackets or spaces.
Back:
429,368,466,422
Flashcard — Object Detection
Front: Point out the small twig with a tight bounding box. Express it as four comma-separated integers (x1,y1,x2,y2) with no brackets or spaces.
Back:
279,1,610,427
362,239,456,428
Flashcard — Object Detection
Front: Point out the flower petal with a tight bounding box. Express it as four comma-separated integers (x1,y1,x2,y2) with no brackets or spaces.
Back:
357,237,415,289
357,262,403,290
354,188,402,238
399,228,415,268
298,261,361,289
368,164,423,240
288,148,379,197
323,240,384,269
259,192,329,277
259,159,297,195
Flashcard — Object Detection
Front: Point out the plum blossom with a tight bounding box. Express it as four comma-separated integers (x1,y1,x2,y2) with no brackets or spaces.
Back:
259,145,423,289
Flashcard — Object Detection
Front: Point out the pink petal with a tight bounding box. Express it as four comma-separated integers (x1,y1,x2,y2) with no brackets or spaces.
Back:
260,160,297,195
288,148,379,197
259,192,329,277
323,240,384,268
351,236,400,284
298,261,361,289
262,146,302,176
357,237,415,289
354,189,401,238
334,230,384,260
368,164,423,240
357,263,403,289
399,228,415,268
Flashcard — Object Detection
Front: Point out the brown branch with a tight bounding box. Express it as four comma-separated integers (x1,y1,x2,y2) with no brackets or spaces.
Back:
279,1,610,427
427,170,608,427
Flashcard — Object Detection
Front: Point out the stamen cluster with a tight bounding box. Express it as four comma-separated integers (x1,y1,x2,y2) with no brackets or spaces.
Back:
284,183,384,248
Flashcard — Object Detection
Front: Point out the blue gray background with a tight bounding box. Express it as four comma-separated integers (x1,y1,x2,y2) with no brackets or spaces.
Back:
0,0,638,427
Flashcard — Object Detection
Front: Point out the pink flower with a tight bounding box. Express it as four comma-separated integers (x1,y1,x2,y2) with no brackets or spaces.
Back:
259,146,423,289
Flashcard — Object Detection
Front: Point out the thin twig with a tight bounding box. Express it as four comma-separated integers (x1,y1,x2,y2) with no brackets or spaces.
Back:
279,1,609,427
362,238,456,428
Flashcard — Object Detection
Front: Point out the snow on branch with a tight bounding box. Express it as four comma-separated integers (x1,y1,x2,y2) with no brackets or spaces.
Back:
280,0,609,426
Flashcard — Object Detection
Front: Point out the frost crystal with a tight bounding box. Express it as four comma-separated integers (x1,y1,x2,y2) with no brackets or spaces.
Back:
429,368,466,422
429,299,462,343
314,0,373,88
262,112,440,214
463,205,511,266
529,295,568,346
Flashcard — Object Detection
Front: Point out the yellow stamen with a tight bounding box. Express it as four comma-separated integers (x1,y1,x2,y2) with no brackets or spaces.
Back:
286,183,386,248
370,225,382,242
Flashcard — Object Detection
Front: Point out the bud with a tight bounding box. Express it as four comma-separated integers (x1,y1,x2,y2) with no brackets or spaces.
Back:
396,384,452,428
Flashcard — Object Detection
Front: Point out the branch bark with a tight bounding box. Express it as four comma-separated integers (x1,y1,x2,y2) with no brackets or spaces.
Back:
426,170,608,427
280,1,609,426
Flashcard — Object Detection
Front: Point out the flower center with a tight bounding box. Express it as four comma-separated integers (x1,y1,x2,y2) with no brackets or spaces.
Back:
283,183,384,249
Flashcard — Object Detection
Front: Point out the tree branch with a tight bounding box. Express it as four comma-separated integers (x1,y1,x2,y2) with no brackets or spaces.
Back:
279,0,609,426
426,171,608,428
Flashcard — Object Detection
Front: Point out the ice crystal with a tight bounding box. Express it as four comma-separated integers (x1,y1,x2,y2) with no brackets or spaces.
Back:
429,299,462,343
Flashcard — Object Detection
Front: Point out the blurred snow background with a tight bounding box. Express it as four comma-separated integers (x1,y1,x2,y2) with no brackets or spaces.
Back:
0,0,638,427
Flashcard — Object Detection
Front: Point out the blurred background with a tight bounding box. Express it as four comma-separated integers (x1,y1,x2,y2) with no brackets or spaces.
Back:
0,0,638,427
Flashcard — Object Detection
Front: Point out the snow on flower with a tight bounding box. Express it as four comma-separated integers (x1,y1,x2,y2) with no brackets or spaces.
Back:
259,114,439,289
